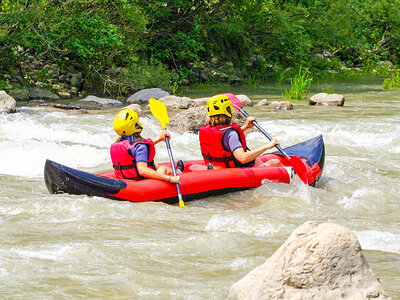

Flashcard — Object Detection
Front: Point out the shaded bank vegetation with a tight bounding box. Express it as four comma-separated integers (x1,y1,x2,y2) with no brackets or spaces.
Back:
1,0,399,98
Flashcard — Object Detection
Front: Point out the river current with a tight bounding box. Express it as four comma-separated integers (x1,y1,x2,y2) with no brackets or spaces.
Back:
1,80,399,298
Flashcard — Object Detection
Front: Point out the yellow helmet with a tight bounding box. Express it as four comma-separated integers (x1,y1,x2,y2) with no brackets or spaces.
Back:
113,109,143,136
206,94,233,118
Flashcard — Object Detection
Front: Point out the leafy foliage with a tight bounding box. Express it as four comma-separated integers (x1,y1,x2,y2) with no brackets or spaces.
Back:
383,72,400,90
1,0,400,95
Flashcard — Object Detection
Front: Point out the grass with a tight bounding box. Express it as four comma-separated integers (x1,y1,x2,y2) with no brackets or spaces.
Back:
284,66,313,100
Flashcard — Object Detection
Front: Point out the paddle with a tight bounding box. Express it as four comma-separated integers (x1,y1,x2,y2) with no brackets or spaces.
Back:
149,98,185,207
224,93,309,185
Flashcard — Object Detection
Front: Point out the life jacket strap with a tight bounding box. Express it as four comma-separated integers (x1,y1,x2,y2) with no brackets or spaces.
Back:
201,152,235,163
113,163,136,170
113,160,156,180
201,152,255,168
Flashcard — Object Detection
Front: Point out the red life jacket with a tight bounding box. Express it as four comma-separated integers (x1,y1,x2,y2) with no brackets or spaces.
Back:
199,124,255,168
110,138,156,179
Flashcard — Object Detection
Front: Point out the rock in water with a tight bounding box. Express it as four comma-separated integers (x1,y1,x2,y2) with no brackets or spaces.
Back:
229,221,391,300
126,88,170,104
0,91,17,113
309,93,345,106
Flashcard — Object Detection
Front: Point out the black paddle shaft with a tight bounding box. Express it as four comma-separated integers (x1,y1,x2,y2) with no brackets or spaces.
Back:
238,108,290,158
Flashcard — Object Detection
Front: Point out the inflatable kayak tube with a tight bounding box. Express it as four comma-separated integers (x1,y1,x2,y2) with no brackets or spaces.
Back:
44,135,325,204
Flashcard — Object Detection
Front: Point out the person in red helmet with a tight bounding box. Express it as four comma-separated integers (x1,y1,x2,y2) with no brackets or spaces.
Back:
199,94,281,168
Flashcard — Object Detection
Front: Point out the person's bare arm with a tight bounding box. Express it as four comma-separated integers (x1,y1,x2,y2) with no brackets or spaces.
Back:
233,139,279,164
152,131,171,145
241,117,256,131
136,162,180,183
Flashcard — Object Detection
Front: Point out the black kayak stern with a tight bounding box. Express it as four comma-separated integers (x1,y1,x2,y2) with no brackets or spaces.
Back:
44,159,126,198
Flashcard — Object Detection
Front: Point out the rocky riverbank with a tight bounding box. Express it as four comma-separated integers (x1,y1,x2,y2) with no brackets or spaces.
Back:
1,84,346,116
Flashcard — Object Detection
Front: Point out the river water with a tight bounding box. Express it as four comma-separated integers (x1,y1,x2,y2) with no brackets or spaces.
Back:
1,79,399,299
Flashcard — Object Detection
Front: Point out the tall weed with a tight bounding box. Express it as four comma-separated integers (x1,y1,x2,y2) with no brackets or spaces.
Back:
284,66,313,100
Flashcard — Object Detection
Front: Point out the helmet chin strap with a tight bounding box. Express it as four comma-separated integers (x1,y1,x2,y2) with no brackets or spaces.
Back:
128,134,135,144
127,125,143,144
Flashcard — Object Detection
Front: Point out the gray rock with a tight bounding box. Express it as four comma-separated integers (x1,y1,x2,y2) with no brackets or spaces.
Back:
78,95,122,107
229,221,391,300
171,106,246,133
192,97,208,107
0,91,17,113
236,94,253,107
309,93,345,106
158,95,195,109
254,99,269,107
267,101,293,110
121,104,143,116
126,88,170,104
192,94,253,108
29,87,60,101
70,75,81,89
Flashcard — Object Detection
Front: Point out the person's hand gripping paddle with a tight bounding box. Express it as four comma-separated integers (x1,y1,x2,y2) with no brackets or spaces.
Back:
149,98,185,207
225,93,309,185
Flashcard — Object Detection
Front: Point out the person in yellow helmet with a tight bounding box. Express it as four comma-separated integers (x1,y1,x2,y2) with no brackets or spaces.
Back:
199,94,280,168
111,109,182,183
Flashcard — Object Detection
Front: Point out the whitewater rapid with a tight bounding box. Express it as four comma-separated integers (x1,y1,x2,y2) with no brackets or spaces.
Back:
1,83,399,298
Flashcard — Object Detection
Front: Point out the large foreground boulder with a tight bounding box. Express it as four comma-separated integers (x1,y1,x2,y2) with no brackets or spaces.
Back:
229,221,390,300
0,91,17,113
309,93,345,106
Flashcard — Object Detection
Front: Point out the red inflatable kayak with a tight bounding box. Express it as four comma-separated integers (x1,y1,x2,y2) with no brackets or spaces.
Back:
44,135,324,204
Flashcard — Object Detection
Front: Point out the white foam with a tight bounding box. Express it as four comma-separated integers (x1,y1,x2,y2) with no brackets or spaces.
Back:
205,214,280,236
0,268,10,277
229,257,248,271
14,245,77,260
338,187,377,210
355,230,400,254
0,110,114,176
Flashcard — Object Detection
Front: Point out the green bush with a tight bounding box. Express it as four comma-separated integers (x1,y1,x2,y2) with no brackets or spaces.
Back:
383,72,400,90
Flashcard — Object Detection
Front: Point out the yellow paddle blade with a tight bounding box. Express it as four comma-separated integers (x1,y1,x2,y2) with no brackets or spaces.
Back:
149,98,169,129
